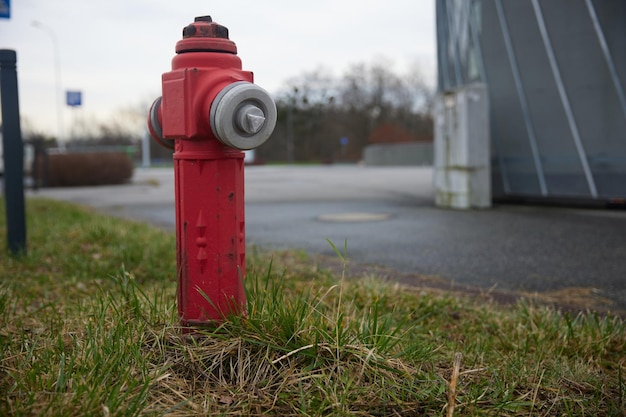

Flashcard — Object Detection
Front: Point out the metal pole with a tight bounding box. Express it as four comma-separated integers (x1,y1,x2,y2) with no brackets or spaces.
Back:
142,129,151,167
496,0,548,196
32,21,65,149
0,49,27,255
584,0,626,122
531,0,598,198
286,94,295,163
436,0,452,91
444,0,463,86
468,2,512,194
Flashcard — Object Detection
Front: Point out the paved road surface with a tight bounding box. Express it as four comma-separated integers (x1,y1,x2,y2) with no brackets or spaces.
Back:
28,165,626,313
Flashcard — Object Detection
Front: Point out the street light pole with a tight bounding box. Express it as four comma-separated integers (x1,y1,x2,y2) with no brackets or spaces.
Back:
32,21,64,149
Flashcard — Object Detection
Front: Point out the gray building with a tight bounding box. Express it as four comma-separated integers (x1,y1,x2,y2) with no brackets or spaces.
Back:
436,0,626,204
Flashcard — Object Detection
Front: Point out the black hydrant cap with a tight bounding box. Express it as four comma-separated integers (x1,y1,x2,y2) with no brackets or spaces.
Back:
176,15,237,54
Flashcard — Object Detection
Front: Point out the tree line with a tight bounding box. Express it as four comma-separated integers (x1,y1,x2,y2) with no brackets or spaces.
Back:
256,60,434,163
17,59,434,164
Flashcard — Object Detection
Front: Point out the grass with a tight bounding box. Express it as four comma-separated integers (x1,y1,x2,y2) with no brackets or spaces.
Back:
1,197,625,416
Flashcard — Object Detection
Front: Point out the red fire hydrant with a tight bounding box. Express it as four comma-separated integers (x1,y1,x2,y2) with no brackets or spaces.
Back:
147,16,276,327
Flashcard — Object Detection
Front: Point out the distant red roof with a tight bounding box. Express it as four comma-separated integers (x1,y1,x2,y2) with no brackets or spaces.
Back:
368,123,431,144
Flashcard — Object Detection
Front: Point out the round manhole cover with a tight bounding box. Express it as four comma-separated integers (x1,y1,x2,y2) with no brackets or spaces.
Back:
317,212,392,222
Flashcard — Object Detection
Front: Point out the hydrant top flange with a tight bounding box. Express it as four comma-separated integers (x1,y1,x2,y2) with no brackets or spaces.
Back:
176,15,237,55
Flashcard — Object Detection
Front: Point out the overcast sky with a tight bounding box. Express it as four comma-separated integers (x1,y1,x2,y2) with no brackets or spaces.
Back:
0,0,436,138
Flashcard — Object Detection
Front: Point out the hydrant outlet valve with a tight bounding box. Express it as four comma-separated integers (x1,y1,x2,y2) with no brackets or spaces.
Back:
147,15,277,150
211,81,277,150
146,16,276,328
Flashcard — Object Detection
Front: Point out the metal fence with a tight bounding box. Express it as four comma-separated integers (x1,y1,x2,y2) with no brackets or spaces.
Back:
436,0,626,203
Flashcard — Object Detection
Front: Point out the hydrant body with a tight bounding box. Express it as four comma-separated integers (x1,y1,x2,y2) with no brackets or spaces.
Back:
148,16,276,327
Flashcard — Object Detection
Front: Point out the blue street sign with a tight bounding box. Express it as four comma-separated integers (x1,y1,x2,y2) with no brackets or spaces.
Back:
0,0,10,19
66,90,82,107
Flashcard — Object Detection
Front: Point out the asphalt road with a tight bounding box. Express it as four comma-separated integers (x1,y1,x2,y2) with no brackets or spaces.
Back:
28,165,626,312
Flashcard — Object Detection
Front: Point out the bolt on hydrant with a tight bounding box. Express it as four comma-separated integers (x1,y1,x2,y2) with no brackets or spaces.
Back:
147,16,276,327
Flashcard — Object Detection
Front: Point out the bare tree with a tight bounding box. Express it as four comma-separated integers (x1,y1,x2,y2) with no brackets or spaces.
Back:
261,59,433,162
